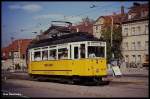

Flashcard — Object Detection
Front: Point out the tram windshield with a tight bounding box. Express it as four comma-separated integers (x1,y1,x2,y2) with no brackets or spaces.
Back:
88,46,105,58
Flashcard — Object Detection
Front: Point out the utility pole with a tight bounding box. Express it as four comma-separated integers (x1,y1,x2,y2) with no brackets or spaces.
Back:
11,37,15,71
111,15,114,59
18,40,21,71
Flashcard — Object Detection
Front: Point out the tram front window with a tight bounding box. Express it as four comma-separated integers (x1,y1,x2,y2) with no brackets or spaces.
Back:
34,51,41,61
88,46,105,58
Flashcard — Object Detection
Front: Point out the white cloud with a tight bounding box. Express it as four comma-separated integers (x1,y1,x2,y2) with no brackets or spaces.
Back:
9,4,42,12
22,4,42,12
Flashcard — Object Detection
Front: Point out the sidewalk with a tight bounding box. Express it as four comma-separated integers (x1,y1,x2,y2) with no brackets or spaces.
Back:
107,67,149,77
122,74,148,77
105,74,149,84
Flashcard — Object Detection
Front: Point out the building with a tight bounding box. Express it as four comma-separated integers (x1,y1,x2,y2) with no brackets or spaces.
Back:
121,3,149,68
71,17,94,34
2,39,32,70
93,6,126,39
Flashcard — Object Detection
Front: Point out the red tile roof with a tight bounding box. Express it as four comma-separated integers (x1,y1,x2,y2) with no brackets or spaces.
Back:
2,39,32,59
71,21,94,34
122,3,149,23
96,13,126,26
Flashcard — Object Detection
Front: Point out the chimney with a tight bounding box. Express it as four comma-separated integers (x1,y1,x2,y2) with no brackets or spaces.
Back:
76,28,79,32
121,5,124,15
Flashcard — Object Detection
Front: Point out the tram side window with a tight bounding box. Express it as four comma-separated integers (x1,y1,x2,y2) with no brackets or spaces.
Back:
42,50,48,60
80,44,85,58
49,49,56,60
34,51,41,61
58,48,68,59
88,46,105,58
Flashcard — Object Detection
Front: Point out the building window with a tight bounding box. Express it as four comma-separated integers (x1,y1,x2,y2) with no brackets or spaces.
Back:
124,42,128,50
137,55,141,63
96,26,98,31
125,55,129,63
14,52,19,58
137,41,141,50
9,52,12,57
137,26,141,35
145,41,148,50
145,25,148,34
124,28,128,36
22,54,25,59
141,11,148,17
145,54,149,63
132,42,136,50
132,55,136,63
131,27,136,35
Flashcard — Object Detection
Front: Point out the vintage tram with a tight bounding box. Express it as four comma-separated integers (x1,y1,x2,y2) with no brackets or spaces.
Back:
27,30,108,84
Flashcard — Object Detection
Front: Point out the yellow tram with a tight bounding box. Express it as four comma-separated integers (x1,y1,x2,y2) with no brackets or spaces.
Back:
27,32,108,83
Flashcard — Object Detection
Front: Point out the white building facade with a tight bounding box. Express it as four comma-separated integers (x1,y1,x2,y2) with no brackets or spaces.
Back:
121,3,149,69
122,20,149,67
93,17,105,39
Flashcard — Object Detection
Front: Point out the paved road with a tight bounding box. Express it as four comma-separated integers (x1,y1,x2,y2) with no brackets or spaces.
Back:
1,74,148,98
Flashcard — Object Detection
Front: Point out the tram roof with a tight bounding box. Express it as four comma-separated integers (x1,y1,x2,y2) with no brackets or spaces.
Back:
28,32,104,49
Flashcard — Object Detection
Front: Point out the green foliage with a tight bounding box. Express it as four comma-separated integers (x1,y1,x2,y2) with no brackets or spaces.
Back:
101,25,123,63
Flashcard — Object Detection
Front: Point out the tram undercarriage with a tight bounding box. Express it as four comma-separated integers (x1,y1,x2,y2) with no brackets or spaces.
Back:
29,74,109,85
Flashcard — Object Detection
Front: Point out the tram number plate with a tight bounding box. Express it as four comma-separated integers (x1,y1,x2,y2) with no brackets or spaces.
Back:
44,64,53,67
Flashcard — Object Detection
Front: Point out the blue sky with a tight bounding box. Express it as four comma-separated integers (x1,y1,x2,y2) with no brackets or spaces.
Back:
2,1,148,48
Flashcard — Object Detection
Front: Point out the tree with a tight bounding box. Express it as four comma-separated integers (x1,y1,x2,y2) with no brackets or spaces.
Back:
81,16,94,24
101,25,123,63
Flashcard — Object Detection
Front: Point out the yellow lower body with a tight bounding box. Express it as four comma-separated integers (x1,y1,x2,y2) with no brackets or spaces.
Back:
28,58,107,77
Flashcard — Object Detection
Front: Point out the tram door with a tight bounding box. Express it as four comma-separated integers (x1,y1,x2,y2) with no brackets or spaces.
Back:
72,45,80,59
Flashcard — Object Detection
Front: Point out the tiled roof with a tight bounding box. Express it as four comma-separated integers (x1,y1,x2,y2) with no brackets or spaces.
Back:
71,22,93,34
2,39,32,59
1,47,10,59
95,13,126,25
122,3,149,23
